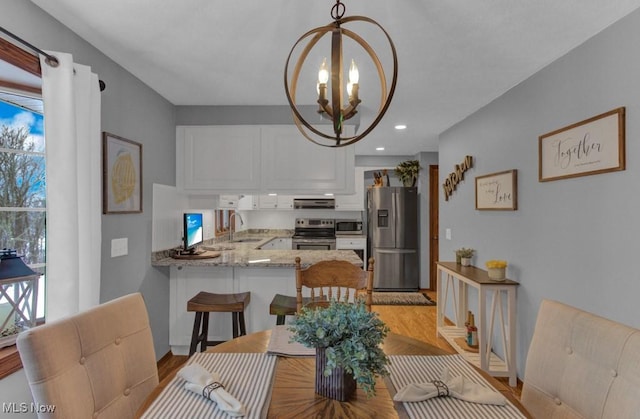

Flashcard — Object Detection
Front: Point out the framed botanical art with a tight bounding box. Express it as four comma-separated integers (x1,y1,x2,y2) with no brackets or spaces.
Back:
102,132,142,214
539,107,625,182
475,169,517,210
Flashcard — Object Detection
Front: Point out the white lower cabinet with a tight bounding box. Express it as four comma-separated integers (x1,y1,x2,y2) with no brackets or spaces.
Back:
169,265,296,355
336,237,367,265
259,237,293,250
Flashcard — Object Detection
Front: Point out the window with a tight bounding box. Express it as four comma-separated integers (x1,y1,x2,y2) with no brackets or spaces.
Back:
0,95,46,320
215,209,234,238
0,36,43,378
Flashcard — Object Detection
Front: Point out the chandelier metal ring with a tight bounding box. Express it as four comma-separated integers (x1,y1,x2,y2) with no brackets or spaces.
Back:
285,24,381,144
331,2,346,20
284,15,398,147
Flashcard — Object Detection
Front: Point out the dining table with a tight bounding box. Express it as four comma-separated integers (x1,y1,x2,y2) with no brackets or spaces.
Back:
136,329,531,418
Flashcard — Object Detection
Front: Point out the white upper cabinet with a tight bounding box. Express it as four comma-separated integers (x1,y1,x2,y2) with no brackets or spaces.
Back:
257,194,294,209
218,195,240,208
177,125,355,194
260,125,355,194
237,195,255,210
177,126,262,193
257,194,277,209
335,167,365,211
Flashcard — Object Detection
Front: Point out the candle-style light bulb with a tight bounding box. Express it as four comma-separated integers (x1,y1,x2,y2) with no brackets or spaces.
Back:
348,59,359,84
318,58,329,84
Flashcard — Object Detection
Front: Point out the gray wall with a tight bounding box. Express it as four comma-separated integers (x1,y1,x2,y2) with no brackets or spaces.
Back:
439,8,640,378
1,0,175,367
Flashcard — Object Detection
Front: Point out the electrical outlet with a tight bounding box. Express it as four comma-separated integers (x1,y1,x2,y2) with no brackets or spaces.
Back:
111,238,128,257
445,228,452,240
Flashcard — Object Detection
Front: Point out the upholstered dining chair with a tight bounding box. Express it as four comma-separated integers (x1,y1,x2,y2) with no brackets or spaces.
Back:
16,292,159,419
295,256,374,312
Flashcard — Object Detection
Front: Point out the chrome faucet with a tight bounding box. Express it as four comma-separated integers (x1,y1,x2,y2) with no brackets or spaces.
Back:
229,212,244,241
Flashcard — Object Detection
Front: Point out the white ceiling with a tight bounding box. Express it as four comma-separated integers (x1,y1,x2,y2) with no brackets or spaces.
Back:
27,0,640,155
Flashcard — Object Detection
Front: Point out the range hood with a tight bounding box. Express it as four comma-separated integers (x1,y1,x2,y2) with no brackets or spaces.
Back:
293,198,335,209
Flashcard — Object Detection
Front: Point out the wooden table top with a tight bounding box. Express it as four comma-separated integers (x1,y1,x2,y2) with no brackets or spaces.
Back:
136,330,530,419
437,261,520,285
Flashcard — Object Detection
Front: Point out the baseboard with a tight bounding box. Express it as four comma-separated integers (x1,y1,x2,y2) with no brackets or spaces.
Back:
156,350,174,368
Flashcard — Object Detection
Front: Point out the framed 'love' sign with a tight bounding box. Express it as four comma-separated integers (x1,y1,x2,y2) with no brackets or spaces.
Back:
475,170,517,211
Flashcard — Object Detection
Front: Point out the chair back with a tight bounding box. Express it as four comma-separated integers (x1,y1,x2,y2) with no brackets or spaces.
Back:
521,299,640,419
295,257,374,312
17,293,159,419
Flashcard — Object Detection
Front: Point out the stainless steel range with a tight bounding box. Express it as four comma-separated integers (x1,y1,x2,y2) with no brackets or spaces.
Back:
292,218,336,250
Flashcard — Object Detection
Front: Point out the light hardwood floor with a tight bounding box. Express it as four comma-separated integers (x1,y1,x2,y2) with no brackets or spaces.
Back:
157,290,522,398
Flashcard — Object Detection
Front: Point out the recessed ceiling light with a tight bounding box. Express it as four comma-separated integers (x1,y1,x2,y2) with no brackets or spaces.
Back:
395,124,407,130
324,193,334,196
268,193,277,196
376,147,385,151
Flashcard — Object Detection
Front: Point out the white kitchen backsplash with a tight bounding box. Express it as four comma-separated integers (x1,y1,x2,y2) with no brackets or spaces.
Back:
239,210,362,230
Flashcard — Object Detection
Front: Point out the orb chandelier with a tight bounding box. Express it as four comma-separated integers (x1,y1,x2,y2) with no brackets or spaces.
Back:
284,0,398,147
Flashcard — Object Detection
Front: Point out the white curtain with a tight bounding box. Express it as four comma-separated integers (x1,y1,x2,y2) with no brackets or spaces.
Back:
40,52,102,321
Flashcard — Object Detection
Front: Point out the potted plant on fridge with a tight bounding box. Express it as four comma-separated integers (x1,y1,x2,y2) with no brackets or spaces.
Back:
394,160,421,187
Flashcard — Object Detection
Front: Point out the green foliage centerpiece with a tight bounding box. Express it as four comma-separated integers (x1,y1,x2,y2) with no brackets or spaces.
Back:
288,300,390,401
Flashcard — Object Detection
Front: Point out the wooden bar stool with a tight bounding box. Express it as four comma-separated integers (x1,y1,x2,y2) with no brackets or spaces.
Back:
187,291,250,356
269,294,297,325
268,294,320,325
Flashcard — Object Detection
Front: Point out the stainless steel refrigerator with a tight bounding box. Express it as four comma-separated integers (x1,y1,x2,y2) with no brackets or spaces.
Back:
367,187,419,290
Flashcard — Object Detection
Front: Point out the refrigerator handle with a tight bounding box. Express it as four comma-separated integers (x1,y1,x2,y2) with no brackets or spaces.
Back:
393,190,400,246
375,248,416,254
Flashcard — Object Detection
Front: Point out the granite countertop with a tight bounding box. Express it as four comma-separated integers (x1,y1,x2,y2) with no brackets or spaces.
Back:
151,232,363,268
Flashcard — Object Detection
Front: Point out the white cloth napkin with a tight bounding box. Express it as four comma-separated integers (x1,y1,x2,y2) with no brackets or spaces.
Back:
177,363,246,417
393,367,506,406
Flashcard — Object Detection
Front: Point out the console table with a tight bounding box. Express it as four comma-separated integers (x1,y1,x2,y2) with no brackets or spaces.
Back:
436,261,519,386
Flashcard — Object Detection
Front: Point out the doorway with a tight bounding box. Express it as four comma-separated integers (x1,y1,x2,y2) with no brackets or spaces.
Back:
429,165,439,290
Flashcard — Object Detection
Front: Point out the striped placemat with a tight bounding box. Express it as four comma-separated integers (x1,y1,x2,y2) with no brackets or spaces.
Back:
141,352,277,419
388,354,526,419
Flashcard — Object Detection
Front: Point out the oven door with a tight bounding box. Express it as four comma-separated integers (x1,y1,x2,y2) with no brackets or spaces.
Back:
292,239,336,251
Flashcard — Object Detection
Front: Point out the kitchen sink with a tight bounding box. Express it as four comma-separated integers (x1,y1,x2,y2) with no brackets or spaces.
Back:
230,238,263,243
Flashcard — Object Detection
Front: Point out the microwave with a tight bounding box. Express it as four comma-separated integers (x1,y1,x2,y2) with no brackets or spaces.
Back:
335,219,363,235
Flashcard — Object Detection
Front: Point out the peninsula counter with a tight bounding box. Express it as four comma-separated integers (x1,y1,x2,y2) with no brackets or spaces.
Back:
152,236,363,355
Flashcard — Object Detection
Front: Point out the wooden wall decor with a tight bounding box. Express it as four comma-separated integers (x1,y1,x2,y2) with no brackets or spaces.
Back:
475,169,517,210
539,107,625,182
443,155,473,201
102,132,143,214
